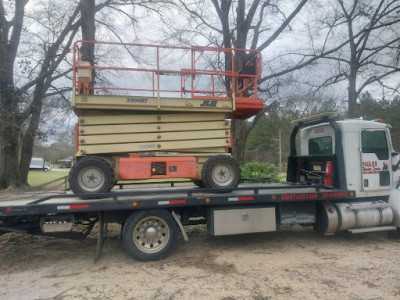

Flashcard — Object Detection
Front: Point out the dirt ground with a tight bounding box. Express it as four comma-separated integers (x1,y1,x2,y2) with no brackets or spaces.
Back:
0,224,399,300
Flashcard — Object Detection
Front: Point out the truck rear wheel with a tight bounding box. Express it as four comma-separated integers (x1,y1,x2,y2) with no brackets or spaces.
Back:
202,155,240,191
122,209,178,261
69,157,114,195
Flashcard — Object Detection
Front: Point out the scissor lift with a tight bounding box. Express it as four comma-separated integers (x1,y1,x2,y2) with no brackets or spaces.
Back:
69,41,263,194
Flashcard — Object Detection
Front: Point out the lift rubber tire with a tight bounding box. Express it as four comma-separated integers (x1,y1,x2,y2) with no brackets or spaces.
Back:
202,155,240,191
122,209,179,261
192,179,205,188
69,157,115,195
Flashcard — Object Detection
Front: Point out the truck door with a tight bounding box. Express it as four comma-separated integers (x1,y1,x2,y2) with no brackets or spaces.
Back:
361,129,392,191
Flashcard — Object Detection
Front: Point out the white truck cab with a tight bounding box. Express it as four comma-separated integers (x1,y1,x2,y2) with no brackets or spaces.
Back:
287,113,399,201
286,113,400,234
300,119,398,199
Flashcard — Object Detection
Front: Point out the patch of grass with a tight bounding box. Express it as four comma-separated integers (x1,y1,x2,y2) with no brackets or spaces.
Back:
28,171,69,189
278,172,287,183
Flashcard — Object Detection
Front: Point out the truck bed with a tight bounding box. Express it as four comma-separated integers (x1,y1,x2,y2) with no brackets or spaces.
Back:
0,183,355,217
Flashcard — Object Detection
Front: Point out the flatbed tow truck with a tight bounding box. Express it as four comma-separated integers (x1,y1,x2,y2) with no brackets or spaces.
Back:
1,113,399,261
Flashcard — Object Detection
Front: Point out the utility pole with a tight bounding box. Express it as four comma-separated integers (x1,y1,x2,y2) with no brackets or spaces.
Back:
279,129,282,173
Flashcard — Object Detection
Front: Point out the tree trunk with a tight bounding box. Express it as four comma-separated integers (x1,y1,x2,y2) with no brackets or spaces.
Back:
0,123,23,189
80,0,95,62
19,87,46,184
231,119,250,163
80,0,96,90
0,84,24,189
0,0,28,189
347,61,358,118
0,85,23,188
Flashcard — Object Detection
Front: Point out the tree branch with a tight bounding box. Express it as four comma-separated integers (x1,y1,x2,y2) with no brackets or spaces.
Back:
179,0,223,33
257,0,308,52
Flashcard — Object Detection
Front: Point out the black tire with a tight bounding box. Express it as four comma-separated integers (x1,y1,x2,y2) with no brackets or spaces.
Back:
202,155,240,191
68,157,115,195
122,209,178,261
192,179,205,188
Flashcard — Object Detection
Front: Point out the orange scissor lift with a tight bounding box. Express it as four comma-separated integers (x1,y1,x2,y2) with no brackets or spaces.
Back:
69,41,263,194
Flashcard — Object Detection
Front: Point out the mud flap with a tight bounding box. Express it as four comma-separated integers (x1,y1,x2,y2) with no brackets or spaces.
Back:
94,212,107,263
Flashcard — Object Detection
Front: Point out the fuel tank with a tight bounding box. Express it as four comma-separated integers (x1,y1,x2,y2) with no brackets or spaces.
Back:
315,201,394,235
388,177,400,226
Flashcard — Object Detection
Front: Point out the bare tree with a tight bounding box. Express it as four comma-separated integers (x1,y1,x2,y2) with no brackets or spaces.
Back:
0,0,114,189
163,0,400,161
308,0,400,117
172,0,309,162
0,0,173,190
0,0,29,188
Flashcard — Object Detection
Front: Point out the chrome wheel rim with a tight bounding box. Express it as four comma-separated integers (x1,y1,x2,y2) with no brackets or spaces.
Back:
133,216,170,254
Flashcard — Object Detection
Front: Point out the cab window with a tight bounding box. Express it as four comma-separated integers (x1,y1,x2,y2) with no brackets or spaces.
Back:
308,136,332,155
361,130,389,160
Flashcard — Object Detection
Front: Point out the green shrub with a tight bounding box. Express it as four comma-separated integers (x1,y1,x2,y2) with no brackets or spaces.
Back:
240,161,279,182
278,172,287,183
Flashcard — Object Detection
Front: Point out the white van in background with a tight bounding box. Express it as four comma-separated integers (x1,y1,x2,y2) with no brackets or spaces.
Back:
29,157,51,171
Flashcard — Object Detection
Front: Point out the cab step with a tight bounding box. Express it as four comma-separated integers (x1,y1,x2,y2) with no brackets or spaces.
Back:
348,226,397,234
347,201,391,210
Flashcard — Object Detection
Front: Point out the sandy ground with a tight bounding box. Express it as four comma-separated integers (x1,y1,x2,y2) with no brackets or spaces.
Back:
0,224,399,300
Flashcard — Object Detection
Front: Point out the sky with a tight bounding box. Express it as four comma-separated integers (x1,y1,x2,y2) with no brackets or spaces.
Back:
125,1,399,108
11,0,400,142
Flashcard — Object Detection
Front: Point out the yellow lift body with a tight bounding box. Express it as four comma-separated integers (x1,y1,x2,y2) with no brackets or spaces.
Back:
69,41,263,194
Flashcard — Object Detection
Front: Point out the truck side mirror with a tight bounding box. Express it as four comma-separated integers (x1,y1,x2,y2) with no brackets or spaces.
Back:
393,152,400,171
394,160,400,172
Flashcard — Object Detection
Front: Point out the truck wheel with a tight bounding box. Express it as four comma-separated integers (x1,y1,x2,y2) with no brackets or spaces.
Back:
202,155,240,191
122,209,178,261
69,157,114,194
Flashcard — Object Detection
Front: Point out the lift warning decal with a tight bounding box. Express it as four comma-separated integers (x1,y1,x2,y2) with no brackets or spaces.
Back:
281,191,351,201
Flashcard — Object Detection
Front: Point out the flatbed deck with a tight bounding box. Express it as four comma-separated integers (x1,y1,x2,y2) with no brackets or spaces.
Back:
0,183,355,217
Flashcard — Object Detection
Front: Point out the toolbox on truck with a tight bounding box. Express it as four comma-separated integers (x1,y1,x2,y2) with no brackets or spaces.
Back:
207,206,276,235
